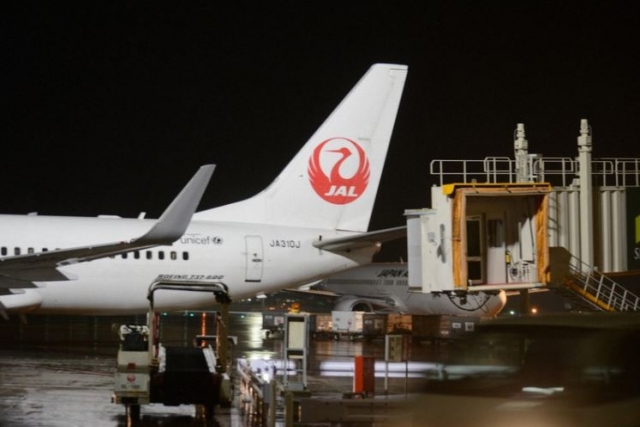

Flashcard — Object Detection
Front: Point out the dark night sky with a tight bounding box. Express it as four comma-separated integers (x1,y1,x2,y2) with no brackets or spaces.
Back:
2,2,639,261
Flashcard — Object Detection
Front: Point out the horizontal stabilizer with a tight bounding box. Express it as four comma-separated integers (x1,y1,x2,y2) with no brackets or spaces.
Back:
0,165,215,290
136,164,215,245
313,225,406,252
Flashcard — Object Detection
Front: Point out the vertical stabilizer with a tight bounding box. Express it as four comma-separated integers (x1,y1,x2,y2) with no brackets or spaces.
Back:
194,63,408,232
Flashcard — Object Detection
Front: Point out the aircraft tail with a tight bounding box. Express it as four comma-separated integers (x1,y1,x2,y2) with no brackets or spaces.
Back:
194,63,408,232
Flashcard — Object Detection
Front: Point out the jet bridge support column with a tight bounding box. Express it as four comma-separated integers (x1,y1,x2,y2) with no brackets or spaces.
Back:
514,123,531,183
578,119,594,268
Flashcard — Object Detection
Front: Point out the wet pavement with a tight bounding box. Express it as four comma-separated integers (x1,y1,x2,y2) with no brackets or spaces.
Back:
0,312,435,426
0,347,247,427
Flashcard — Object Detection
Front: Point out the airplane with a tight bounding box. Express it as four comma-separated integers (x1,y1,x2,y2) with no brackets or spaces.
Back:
0,165,216,318
312,263,507,317
0,63,408,317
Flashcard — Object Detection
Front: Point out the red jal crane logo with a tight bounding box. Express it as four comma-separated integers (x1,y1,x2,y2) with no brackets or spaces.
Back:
308,137,370,205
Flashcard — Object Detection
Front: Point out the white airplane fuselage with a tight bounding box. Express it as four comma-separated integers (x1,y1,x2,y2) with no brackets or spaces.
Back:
3,215,375,314
0,64,408,317
319,264,507,317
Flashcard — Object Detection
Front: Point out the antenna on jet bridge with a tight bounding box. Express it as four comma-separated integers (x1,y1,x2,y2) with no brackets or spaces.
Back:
514,123,530,183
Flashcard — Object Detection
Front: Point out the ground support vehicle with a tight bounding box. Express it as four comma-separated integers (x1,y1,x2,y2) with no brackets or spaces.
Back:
262,310,286,338
410,315,480,343
330,311,387,341
310,313,333,340
112,280,232,422
387,314,480,343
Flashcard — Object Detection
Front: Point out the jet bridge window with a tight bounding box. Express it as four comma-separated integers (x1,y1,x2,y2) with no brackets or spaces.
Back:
466,216,484,284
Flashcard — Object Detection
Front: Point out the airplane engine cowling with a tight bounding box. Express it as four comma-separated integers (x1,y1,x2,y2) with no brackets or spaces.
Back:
333,296,374,312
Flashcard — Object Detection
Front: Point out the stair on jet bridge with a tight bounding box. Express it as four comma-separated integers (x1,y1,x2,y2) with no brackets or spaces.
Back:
554,254,640,312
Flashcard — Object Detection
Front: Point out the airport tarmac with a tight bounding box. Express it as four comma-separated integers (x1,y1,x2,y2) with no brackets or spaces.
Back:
0,312,433,427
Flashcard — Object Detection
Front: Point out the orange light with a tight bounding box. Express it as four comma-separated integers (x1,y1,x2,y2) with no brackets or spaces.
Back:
201,312,207,338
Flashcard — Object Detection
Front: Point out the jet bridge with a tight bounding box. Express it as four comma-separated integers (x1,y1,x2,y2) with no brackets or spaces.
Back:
408,119,640,313
407,182,551,294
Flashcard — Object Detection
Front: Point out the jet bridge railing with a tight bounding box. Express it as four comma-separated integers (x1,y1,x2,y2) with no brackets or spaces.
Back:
430,158,513,186
562,255,640,312
605,158,640,187
430,156,640,187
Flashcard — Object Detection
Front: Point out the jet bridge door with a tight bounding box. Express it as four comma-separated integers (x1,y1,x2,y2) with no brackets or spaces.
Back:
466,215,484,285
466,213,507,286
449,183,551,291
245,235,264,282
486,213,507,284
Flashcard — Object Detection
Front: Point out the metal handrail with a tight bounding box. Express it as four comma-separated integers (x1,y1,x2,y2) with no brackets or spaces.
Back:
146,279,229,312
564,255,640,312
430,156,640,188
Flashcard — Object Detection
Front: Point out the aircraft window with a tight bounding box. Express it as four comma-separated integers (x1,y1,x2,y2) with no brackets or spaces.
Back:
134,251,140,260
158,251,165,260
14,247,21,256
384,280,394,286
28,247,35,254
1,247,6,256
398,280,408,286
171,251,177,260
146,251,152,260
183,252,189,261
122,253,128,259
42,248,48,252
